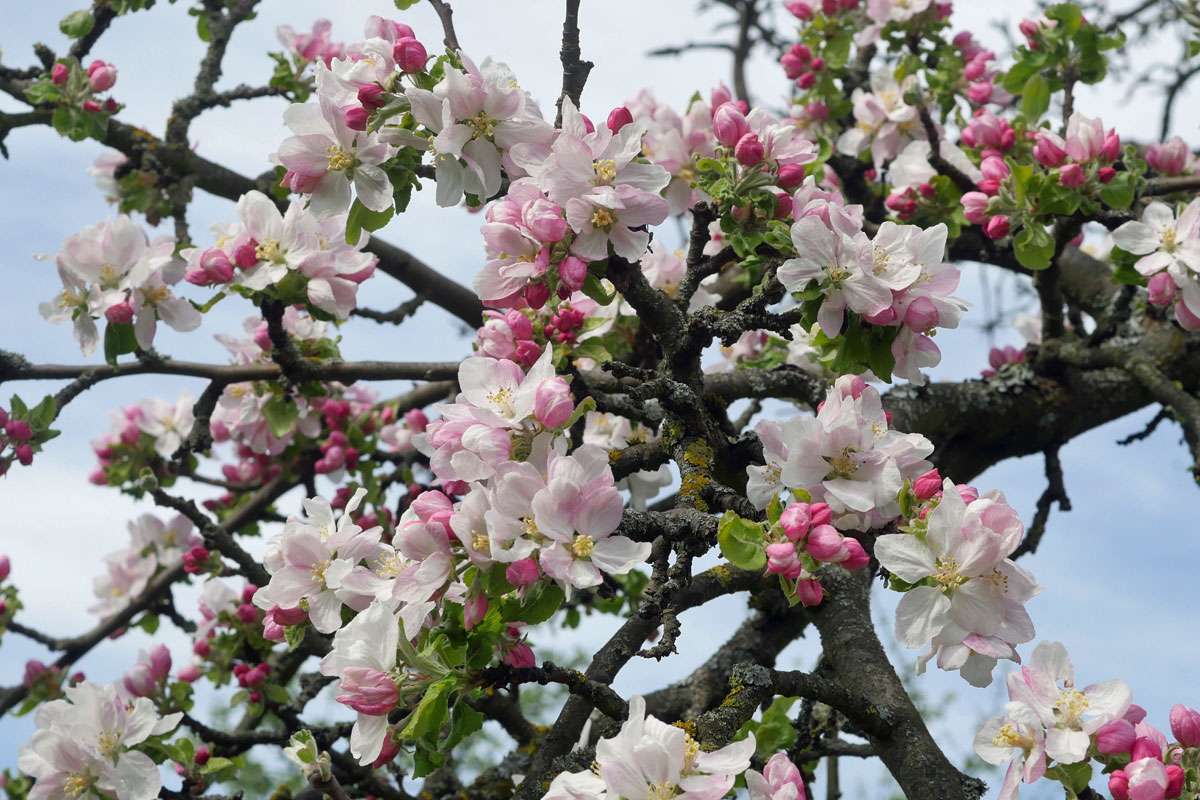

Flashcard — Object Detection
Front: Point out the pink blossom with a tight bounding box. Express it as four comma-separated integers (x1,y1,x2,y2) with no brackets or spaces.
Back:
1147,137,1193,176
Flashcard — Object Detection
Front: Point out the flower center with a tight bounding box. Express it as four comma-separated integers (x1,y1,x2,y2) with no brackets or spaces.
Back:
311,559,331,587
255,239,285,264
590,207,617,231
570,534,595,558
468,111,497,139
932,558,967,590
1054,689,1089,727
872,248,890,275
143,284,170,305
472,533,491,555
327,145,356,172
98,729,122,759
98,264,123,289
1162,227,1178,252
828,263,851,284
64,773,96,798
682,734,701,774
648,782,677,800
58,288,88,310
487,386,516,417
593,159,618,184
826,448,858,478
992,722,1030,750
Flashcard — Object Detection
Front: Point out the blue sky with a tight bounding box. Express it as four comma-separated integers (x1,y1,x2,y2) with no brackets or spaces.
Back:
1,2,1198,797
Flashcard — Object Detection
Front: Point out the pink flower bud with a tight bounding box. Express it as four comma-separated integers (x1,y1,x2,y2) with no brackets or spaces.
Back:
713,103,750,147
506,557,540,587
580,114,595,134
864,306,898,326
344,105,369,131
5,420,32,442
710,83,734,110
773,192,794,220
87,60,117,92
104,301,134,324
806,524,847,562
515,340,542,369
1166,765,1184,798
534,377,575,429
358,84,386,110
504,642,536,669
51,63,68,86
1147,137,1190,176
912,468,942,501
200,248,234,283
1033,132,1068,168
766,542,802,579
194,745,211,766
808,502,832,527
558,255,589,292
885,191,917,217
23,660,47,688
1100,131,1121,162
1109,770,1130,800
607,106,634,133
1171,704,1200,748
148,645,172,681
967,80,993,105
1097,718,1137,754
1127,705,1149,724
961,191,990,224
904,297,940,331
785,1,814,20
524,281,551,309
735,132,765,166
956,484,980,504
235,603,259,624
177,664,202,682
796,72,817,90
523,198,567,243
795,578,824,606
1131,736,1163,763
780,53,807,80
123,664,157,698
841,538,869,570
984,215,1010,240
980,156,1010,183
777,163,807,191
503,310,533,341
1098,166,1117,183
336,666,400,714
1148,273,1178,307
193,639,211,658
15,444,33,466
464,593,488,630
0,555,9,582
233,239,258,268
1177,299,1200,331
82,99,101,113
780,503,811,541
393,38,428,73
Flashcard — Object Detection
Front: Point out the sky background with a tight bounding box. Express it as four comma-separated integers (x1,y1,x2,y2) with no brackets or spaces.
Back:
1,2,1198,798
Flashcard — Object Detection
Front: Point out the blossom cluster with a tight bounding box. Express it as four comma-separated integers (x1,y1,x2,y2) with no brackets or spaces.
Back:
39,215,199,355
89,513,200,619
971,641,1200,800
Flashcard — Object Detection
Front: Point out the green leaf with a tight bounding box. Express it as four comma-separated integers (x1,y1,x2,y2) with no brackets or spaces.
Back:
717,511,766,571
200,757,235,777
1021,74,1051,121
345,199,394,245
1002,56,1042,94
135,613,159,635
1049,761,1093,794
1013,225,1056,270
394,0,421,8
401,678,454,743
581,274,615,306
264,683,291,705
1099,172,1136,210
504,581,564,624
59,9,95,38
103,322,138,366
1045,3,1083,35
261,396,299,438
571,339,612,364
29,396,57,429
